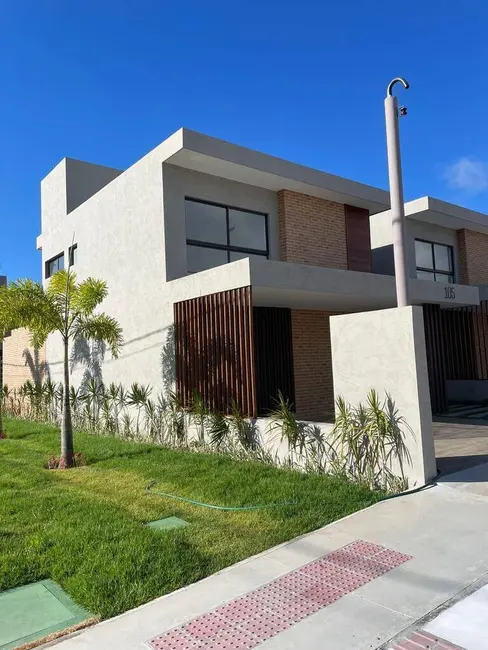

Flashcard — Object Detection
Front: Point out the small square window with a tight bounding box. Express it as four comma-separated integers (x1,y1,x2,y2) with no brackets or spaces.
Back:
69,244,78,266
45,253,64,279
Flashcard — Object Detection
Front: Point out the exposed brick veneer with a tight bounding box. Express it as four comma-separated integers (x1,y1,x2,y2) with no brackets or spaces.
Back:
277,190,348,269
2,328,47,389
291,310,336,422
457,228,488,284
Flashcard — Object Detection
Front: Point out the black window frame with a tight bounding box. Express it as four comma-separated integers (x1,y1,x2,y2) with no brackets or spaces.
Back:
185,197,269,272
415,238,455,283
69,244,78,267
45,252,64,279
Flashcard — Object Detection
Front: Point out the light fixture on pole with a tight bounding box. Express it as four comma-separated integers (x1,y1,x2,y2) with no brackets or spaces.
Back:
385,77,410,307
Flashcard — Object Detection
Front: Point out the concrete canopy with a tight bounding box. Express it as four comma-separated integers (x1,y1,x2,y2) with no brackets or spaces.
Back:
166,258,479,313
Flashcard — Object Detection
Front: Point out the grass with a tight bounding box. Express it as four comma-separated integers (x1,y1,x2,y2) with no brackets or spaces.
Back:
0,418,382,620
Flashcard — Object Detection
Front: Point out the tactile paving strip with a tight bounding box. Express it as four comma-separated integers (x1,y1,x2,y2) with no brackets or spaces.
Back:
389,629,467,650
148,539,412,649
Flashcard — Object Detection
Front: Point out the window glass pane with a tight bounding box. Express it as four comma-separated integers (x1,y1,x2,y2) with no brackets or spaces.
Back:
185,200,227,245
434,244,452,272
415,240,433,269
47,254,64,277
69,245,77,266
186,245,228,273
435,273,454,284
229,251,268,263
228,209,267,251
417,270,435,282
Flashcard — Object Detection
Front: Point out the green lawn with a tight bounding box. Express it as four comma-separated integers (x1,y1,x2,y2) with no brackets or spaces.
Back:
0,418,381,620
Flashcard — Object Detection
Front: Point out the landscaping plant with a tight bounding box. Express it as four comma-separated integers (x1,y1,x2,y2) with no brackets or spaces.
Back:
1,269,123,466
332,389,411,491
1,375,411,492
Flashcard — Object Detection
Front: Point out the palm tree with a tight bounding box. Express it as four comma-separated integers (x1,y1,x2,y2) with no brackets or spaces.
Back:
2,270,123,466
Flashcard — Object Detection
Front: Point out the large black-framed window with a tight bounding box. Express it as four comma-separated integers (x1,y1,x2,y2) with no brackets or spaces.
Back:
415,239,454,284
45,253,64,279
185,198,269,274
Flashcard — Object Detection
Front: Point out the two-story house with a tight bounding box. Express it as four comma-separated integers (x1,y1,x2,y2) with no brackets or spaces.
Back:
37,129,480,421
371,197,488,412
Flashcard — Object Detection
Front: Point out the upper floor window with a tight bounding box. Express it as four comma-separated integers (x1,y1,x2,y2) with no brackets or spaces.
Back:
45,253,64,279
185,198,268,273
415,239,454,283
69,244,78,267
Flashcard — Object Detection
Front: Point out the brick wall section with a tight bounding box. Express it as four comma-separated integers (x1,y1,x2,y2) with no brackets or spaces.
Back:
456,229,488,380
291,310,336,422
2,328,47,389
277,190,348,268
457,228,488,284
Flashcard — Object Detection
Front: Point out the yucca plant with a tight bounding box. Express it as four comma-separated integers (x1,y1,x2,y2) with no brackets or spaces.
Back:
208,409,230,448
269,391,309,464
44,378,59,423
165,390,186,445
127,383,152,435
189,389,209,443
331,389,410,491
229,400,257,450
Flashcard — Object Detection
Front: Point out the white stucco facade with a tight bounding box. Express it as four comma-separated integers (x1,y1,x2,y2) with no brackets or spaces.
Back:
37,128,392,391
38,130,481,405
330,307,437,487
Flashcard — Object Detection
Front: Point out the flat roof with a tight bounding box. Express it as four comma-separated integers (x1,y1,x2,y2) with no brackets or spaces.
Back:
165,129,390,215
382,196,488,235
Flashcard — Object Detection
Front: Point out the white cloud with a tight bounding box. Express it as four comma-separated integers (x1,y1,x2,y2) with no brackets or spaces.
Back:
443,157,488,194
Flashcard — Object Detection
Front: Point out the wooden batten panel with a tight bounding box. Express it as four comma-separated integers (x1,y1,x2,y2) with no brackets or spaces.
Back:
345,204,372,273
174,287,256,417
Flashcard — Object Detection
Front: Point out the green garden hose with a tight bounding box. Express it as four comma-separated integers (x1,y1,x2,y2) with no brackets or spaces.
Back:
146,471,438,513
145,481,297,511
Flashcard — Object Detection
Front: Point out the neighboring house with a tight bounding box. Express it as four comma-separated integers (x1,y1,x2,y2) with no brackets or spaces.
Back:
371,197,488,410
37,129,480,421
0,275,5,388
1,326,48,390
1,275,48,391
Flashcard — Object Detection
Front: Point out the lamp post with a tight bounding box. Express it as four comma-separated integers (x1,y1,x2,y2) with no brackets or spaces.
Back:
385,77,410,307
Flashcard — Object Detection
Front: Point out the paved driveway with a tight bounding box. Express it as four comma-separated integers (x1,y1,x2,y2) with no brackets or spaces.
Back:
434,419,488,476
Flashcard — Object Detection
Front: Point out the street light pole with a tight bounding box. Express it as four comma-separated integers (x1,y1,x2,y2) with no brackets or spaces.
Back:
385,77,410,307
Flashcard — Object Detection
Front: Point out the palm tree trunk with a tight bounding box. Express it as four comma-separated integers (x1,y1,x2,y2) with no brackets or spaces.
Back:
61,337,74,467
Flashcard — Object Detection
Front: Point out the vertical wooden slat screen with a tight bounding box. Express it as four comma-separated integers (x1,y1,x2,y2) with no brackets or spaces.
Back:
345,204,372,273
174,287,257,417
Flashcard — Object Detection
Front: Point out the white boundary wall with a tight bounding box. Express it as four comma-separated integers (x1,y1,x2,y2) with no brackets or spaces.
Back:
330,306,437,487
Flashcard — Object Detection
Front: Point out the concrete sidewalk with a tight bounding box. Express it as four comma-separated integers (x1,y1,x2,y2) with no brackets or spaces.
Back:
47,462,488,650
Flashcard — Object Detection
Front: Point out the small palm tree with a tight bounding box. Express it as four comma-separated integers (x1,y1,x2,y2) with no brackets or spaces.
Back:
2,269,123,466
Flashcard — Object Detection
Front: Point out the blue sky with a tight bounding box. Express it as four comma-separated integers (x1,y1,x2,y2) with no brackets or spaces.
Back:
1,0,487,281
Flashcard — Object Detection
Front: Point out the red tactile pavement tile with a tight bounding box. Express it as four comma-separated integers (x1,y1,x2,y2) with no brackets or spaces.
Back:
390,629,467,650
148,539,413,650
